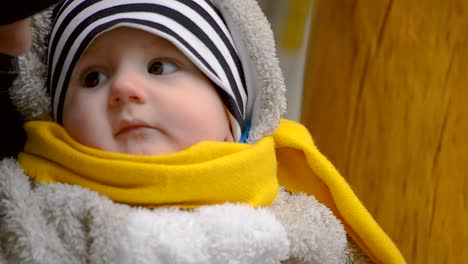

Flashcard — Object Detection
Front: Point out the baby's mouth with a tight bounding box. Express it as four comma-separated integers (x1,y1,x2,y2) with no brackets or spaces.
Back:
115,119,153,137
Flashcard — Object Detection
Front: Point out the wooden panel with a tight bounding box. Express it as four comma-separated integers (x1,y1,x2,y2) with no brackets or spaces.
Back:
301,1,468,263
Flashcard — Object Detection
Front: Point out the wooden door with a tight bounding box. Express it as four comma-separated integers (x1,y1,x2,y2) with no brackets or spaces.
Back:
302,1,468,263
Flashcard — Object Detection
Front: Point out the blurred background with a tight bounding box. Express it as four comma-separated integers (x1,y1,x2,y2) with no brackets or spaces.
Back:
257,0,313,121
258,1,468,263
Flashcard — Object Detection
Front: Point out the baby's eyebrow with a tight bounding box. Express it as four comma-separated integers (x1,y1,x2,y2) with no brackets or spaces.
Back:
73,56,101,75
76,49,107,66
147,38,182,55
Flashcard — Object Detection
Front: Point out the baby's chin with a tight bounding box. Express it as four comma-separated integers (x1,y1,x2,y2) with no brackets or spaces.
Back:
113,142,182,156
85,130,234,156
107,129,182,155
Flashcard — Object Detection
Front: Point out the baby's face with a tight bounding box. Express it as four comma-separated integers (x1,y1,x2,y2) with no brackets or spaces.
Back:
63,27,233,155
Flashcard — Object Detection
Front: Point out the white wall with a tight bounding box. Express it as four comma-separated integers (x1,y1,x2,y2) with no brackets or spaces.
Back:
256,1,314,121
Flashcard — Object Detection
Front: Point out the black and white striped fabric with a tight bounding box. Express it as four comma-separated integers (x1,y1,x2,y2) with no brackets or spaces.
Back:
47,0,247,140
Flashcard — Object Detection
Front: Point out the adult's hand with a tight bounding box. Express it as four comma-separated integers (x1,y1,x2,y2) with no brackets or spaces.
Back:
0,20,32,57
0,0,62,56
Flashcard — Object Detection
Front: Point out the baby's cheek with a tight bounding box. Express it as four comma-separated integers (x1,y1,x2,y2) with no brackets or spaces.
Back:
65,115,94,145
63,106,106,148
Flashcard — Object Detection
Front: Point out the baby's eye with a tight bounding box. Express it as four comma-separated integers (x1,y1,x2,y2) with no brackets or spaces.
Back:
148,60,177,75
82,71,107,88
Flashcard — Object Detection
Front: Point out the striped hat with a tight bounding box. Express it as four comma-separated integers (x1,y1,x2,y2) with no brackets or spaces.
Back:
47,0,248,141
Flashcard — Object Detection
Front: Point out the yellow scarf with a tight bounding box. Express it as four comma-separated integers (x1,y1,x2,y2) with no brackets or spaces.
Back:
19,119,405,264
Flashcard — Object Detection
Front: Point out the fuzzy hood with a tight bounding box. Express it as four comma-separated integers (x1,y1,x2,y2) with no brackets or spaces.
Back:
9,0,286,144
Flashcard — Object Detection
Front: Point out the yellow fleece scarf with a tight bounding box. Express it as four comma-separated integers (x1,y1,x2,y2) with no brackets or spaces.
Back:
19,119,405,264
19,122,278,207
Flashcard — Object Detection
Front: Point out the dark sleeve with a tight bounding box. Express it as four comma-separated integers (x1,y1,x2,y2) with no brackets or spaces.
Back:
0,54,26,159
0,0,63,25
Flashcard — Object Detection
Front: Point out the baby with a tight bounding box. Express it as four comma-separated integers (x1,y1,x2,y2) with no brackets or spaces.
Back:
0,0,405,263
48,0,245,156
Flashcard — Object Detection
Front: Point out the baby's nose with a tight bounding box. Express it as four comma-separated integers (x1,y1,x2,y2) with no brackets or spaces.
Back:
109,73,145,105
